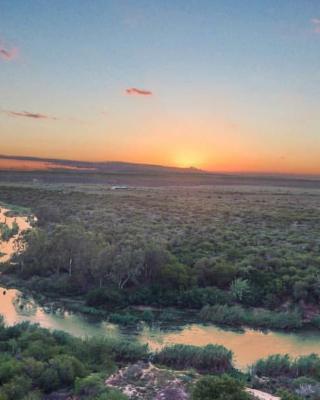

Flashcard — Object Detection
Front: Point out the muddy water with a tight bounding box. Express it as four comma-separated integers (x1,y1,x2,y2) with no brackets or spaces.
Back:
138,323,320,369
0,288,319,370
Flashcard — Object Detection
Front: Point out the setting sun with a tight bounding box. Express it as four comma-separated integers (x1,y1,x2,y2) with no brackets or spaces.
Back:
174,151,205,169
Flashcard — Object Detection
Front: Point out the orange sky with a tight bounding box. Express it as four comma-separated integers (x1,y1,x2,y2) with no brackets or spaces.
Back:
1,1,320,175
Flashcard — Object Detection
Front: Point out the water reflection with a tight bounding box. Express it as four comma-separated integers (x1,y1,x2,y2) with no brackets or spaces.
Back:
0,288,121,339
0,288,319,370
138,324,320,369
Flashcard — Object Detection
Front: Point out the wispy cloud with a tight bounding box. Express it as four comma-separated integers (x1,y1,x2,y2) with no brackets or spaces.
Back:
311,18,320,33
125,87,153,96
4,110,57,120
0,40,18,61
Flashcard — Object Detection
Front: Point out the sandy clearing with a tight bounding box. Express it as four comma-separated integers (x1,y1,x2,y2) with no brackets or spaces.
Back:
246,388,281,400
0,206,33,262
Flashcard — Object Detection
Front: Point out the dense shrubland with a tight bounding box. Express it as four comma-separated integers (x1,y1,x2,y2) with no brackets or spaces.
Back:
0,317,242,399
0,316,147,399
250,354,320,399
1,184,320,329
0,314,317,399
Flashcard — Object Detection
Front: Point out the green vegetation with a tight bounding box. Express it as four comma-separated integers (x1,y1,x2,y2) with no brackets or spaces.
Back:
200,304,303,329
0,310,319,399
0,316,150,399
0,221,19,241
253,354,320,380
1,184,320,330
75,374,128,399
250,354,320,399
154,344,233,373
192,375,251,400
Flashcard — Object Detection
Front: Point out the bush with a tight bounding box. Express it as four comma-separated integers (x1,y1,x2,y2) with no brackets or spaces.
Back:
75,373,106,397
78,337,149,365
141,309,154,322
109,312,139,326
96,390,128,400
253,354,292,378
310,315,320,328
178,287,232,308
86,288,126,308
0,375,32,400
252,353,320,380
48,354,87,386
192,374,251,400
276,389,302,400
200,304,302,329
75,374,128,399
154,344,233,373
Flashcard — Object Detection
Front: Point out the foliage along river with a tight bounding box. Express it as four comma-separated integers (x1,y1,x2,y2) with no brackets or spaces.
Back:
0,288,320,370
0,207,320,370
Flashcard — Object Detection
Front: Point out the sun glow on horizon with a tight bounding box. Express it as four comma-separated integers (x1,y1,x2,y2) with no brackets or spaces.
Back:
173,151,206,169
0,1,319,175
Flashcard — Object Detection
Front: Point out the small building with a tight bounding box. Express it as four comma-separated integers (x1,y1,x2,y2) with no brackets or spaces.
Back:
111,185,129,190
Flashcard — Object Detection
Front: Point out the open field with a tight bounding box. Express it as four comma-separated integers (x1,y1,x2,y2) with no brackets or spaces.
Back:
1,168,320,189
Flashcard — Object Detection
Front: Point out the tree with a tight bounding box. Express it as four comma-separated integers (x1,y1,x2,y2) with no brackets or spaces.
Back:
230,278,250,301
142,243,169,282
195,258,237,288
91,244,116,288
158,258,191,290
192,375,251,400
106,245,144,289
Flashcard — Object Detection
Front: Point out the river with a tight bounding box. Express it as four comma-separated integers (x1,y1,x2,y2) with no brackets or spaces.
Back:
0,288,319,370
0,206,320,371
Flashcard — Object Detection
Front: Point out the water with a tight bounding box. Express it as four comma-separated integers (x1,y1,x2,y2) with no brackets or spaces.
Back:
0,288,319,370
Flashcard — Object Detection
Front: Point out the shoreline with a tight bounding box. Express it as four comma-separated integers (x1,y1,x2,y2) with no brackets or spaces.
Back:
0,273,319,336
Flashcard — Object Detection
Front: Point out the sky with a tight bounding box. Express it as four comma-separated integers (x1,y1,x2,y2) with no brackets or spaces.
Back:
0,0,320,174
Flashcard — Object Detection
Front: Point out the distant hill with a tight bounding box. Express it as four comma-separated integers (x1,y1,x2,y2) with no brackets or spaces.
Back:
0,154,320,189
0,155,203,174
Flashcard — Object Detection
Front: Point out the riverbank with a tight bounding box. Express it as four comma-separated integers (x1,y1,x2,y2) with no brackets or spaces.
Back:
0,284,320,372
0,316,317,399
3,270,320,336
0,318,251,399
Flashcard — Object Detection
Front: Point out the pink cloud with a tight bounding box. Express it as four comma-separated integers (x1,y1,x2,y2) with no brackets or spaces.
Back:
0,40,18,61
125,87,153,96
311,18,320,33
4,110,57,120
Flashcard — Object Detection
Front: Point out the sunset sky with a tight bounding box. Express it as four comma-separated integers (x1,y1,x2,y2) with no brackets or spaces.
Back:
1,1,320,174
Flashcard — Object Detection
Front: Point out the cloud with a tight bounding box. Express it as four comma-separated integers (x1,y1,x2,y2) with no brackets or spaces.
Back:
311,18,320,33
4,110,57,120
125,87,153,96
0,40,18,61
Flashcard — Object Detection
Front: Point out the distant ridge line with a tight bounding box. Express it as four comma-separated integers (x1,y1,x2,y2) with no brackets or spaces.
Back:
0,154,320,180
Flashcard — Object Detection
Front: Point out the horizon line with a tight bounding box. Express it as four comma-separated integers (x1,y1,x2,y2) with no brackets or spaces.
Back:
0,153,320,179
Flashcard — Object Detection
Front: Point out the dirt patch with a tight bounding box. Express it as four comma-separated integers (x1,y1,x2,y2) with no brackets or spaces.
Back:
0,206,34,263
106,361,194,399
